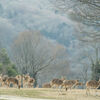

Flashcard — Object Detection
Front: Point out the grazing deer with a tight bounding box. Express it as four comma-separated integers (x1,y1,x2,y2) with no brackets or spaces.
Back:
62,80,79,91
86,80,100,95
6,77,20,89
42,83,51,88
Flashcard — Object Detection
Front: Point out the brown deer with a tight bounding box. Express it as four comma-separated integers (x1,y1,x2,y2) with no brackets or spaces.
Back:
22,74,35,88
50,78,64,88
86,80,100,95
50,77,66,88
16,75,22,87
62,80,79,91
6,77,20,89
50,78,66,95
1,75,9,87
22,74,30,88
42,83,51,88
0,74,3,87
75,82,83,89
28,78,35,88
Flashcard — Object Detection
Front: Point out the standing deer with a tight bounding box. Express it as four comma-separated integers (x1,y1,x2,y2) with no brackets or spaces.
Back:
62,80,79,91
22,74,35,88
22,74,31,88
0,74,3,87
6,77,21,89
1,75,9,87
86,80,100,95
28,78,35,88
50,77,66,96
50,77,66,88
75,82,83,89
16,75,22,87
50,78,64,88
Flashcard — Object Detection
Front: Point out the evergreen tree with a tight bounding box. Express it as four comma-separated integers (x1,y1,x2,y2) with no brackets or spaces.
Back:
0,48,18,76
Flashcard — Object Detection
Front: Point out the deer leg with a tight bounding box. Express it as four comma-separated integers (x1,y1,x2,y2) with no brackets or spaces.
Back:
71,84,76,89
65,87,68,95
86,88,88,95
6,82,9,88
1,82,3,87
95,88,98,96
66,87,68,91
86,88,90,96
59,85,63,95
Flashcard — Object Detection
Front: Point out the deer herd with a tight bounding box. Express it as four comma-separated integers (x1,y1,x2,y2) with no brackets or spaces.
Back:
0,74,100,95
0,74,35,89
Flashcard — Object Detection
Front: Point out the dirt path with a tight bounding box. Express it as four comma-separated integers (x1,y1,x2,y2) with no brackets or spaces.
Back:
0,95,53,100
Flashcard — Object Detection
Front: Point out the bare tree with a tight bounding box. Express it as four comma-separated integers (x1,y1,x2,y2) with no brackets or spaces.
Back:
12,31,69,86
80,63,89,83
54,0,100,26
53,0,100,41
53,0,100,80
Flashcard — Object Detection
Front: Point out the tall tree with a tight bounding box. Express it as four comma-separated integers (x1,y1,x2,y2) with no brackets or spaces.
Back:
0,48,18,76
12,31,69,86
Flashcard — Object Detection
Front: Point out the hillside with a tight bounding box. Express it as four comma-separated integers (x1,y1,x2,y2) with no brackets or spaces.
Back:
0,0,85,82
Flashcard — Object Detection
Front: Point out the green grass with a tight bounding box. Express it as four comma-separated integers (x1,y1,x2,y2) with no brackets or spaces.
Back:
0,88,55,99
0,99,7,100
0,88,100,100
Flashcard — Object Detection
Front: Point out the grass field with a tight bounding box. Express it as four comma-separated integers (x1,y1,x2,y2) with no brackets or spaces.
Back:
0,88,100,100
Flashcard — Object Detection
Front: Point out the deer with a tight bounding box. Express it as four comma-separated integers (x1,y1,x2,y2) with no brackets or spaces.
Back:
28,78,35,88
62,80,79,91
0,74,3,87
42,83,51,88
50,77,66,88
86,80,100,95
22,74,35,88
16,75,22,87
22,74,31,88
50,78,64,95
6,77,21,89
75,82,83,89
1,75,9,87
50,78,64,89
50,77,66,96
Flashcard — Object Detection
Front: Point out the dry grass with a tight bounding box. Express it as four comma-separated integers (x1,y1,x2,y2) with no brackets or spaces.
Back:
0,88,100,100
